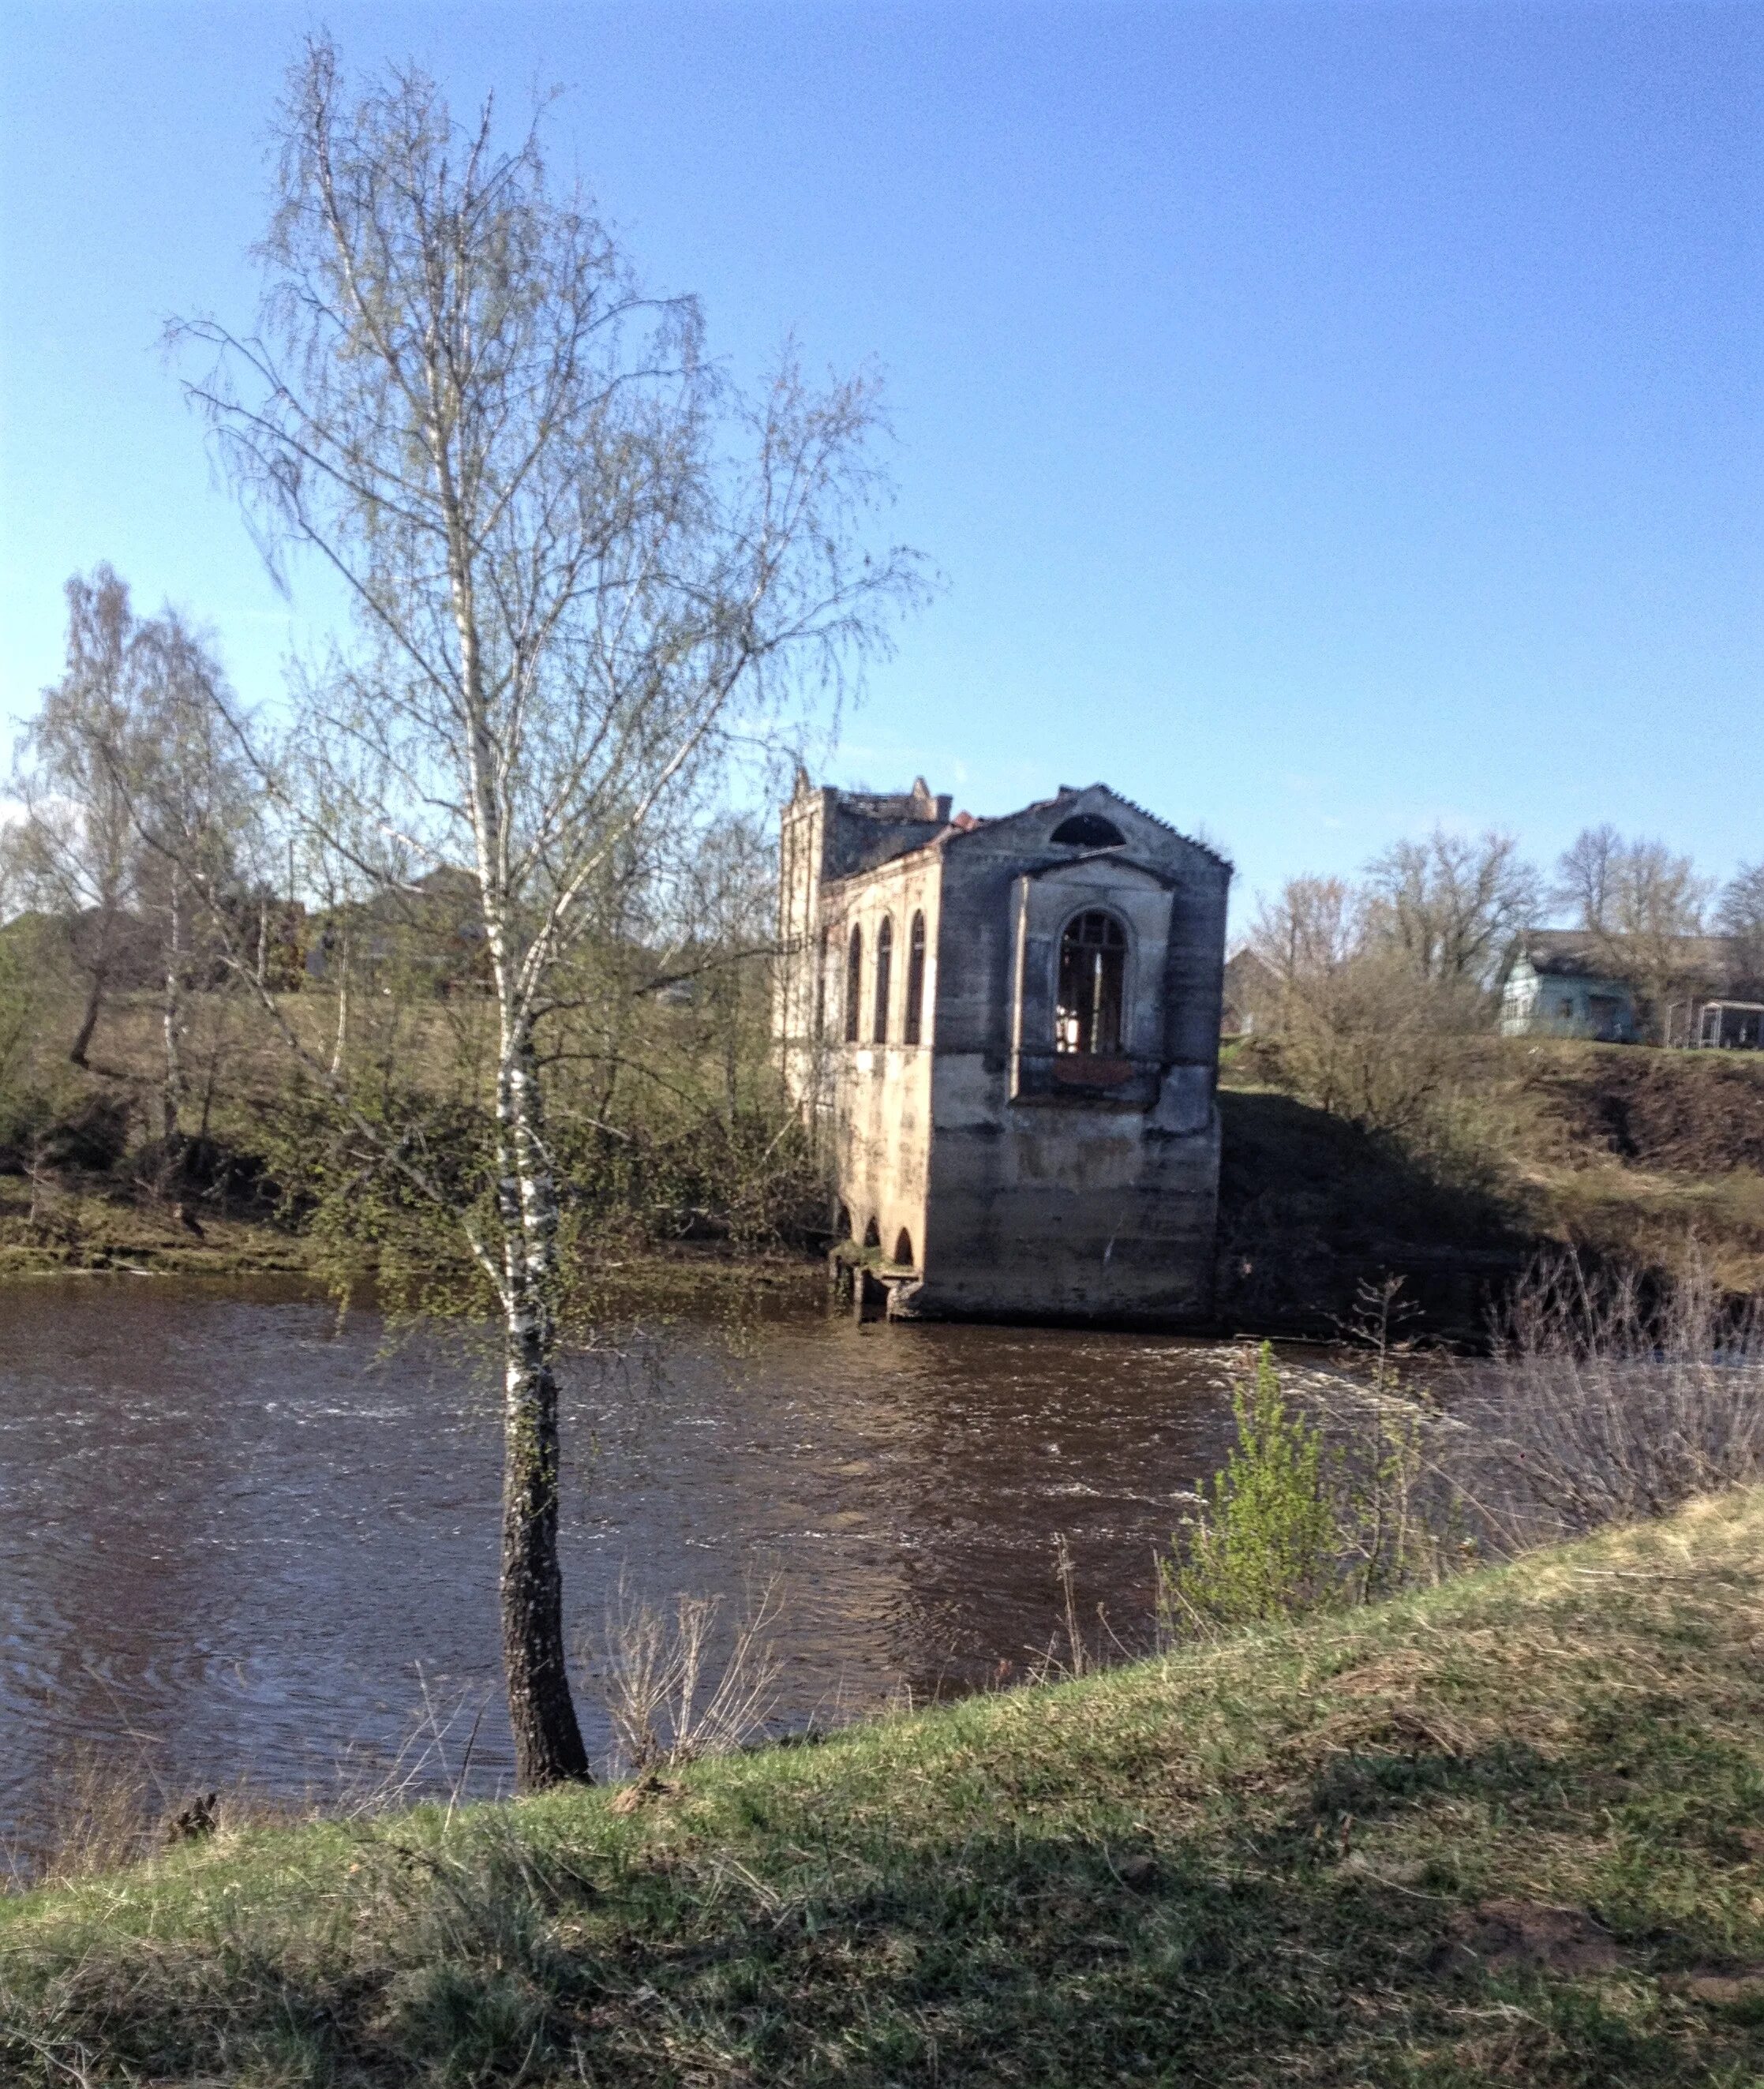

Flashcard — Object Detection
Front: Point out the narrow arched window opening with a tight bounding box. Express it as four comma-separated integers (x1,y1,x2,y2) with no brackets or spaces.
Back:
844,926,863,1043
873,915,893,1043
863,1216,882,1249
815,927,833,1037
893,1228,915,1268
1056,910,1127,1055
904,911,927,1046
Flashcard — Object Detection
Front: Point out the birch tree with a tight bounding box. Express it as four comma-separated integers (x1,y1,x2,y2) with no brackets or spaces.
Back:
125,612,257,1151
174,39,917,1786
9,568,153,1067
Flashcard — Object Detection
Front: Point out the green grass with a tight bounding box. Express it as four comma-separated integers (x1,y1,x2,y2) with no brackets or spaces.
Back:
7,1496,1764,2084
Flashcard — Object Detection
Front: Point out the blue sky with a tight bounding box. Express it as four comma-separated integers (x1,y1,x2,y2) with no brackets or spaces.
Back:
2,1,1759,921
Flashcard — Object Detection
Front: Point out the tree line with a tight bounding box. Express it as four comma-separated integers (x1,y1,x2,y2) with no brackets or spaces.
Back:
1239,826,1763,1163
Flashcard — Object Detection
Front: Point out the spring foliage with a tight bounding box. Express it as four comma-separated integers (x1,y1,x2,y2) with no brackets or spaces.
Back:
1162,1345,1337,1629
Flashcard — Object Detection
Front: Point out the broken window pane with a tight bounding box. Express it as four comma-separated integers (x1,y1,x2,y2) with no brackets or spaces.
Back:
1050,813,1124,848
1055,910,1126,1054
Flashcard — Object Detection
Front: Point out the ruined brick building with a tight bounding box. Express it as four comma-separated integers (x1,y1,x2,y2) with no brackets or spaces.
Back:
775,774,1231,1323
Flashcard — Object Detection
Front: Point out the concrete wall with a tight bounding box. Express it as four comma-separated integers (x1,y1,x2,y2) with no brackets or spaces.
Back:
777,779,1230,1323
915,788,1229,1323
817,844,944,1271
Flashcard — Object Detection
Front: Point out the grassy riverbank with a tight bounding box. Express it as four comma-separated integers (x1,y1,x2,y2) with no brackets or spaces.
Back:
6,1492,1764,2086
0,1170,313,1278
0,1173,826,1319
1216,1036,1764,1334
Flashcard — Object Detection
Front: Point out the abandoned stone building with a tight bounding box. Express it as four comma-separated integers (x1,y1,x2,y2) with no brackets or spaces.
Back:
775,774,1231,1323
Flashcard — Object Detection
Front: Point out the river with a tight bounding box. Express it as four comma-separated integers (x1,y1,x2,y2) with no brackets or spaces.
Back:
0,1275,1247,1851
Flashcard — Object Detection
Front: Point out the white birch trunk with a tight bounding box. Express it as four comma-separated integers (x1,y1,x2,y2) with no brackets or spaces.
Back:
162,866,185,1147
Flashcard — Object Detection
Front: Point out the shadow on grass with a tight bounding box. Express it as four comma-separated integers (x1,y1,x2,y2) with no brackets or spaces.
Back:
9,1687,1759,2085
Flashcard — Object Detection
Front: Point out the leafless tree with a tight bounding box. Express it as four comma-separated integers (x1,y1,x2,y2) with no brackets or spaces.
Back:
9,569,154,1066
1555,826,1713,1041
1553,824,1623,938
1364,827,1540,988
172,40,919,1787
1246,875,1480,1141
118,614,257,1148
1718,859,1764,984
1249,875,1365,995
1246,870,1489,1151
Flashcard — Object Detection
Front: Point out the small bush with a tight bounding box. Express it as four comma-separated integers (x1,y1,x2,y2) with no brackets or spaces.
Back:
1160,1345,1339,1631
582,1578,784,1774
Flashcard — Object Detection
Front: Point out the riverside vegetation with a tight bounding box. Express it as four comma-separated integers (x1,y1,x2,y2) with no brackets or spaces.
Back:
6,1263,1764,2082
6,894,1764,1331
4,32,1762,2077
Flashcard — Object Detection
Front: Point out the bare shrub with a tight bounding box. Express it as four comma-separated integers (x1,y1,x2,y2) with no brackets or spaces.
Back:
1290,1280,1476,1596
1460,1252,1764,1541
1246,877,1501,1177
583,1578,784,1775
326,1673,500,1828
1021,1530,1126,1680
3,1743,159,1889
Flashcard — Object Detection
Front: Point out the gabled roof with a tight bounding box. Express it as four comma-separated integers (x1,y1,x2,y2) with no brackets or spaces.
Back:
1506,930,1631,983
1506,928,1762,994
943,782,1232,874
1019,848,1185,891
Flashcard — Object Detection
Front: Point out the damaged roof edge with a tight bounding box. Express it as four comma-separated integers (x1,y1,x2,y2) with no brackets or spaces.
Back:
799,778,1234,879
943,782,1234,874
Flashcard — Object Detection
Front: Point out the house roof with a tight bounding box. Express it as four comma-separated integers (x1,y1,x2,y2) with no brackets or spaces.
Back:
1224,946,1279,986
1507,928,1762,994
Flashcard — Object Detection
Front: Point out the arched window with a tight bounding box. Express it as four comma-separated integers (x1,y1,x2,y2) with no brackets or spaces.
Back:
893,1228,915,1267
863,1216,882,1250
1051,812,1125,848
873,915,893,1043
1055,910,1127,1055
904,911,927,1045
844,926,863,1043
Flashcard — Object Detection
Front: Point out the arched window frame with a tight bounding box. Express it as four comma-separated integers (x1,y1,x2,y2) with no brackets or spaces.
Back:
844,924,863,1043
1053,906,1130,1056
873,915,893,1043
904,911,927,1046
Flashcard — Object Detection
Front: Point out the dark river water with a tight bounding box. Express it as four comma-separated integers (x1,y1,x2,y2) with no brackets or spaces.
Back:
0,1276,1247,1850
